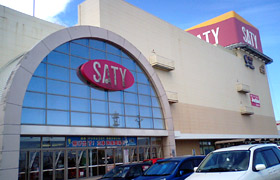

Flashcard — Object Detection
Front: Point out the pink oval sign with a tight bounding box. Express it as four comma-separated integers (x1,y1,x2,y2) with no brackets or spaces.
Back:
79,59,135,91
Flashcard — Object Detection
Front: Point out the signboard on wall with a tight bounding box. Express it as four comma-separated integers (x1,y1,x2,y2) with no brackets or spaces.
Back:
67,136,137,147
186,11,263,53
78,59,135,91
250,94,260,107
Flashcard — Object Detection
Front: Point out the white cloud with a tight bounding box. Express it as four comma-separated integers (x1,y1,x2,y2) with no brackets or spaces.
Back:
0,0,71,23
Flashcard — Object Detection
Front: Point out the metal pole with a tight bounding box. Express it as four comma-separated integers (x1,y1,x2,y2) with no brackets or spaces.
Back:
33,0,35,16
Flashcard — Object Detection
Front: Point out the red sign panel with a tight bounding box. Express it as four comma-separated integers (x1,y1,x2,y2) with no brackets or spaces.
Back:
79,59,134,91
250,94,260,107
187,16,263,52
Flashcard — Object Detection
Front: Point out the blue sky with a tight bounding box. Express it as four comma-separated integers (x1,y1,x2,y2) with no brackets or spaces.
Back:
1,0,279,121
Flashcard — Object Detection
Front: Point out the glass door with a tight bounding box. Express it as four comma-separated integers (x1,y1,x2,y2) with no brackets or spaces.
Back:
54,150,65,180
67,150,77,179
28,151,40,180
77,150,87,178
105,149,114,172
88,149,98,177
19,151,27,180
42,151,53,180
97,149,106,175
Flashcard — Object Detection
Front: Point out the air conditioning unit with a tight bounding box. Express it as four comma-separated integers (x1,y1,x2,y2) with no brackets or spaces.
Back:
236,83,250,93
240,106,254,115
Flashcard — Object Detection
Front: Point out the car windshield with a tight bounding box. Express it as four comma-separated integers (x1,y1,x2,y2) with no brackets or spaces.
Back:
197,150,250,172
103,166,130,178
143,161,179,176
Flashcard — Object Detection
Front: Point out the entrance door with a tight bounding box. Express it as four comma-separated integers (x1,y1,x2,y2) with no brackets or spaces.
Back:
54,150,65,180
42,151,53,180
28,151,40,180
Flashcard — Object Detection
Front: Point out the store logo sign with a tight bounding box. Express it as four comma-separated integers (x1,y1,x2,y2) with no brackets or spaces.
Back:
79,59,134,90
250,94,260,107
244,55,255,70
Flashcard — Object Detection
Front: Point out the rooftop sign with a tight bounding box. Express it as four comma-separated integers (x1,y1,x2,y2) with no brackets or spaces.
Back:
79,59,135,91
186,11,263,53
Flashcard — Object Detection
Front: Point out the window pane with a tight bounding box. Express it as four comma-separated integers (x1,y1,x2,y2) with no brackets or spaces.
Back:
152,97,160,107
91,87,107,100
122,58,136,71
153,108,162,118
110,115,125,128
151,87,157,97
138,137,150,145
70,70,83,84
107,44,121,56
136,64,142,72
34,63,46,77
262,150,279,167
27,77,46,92
108,91,123,102
90,39,105,50
125,104,139,116
20,137,41,149
21,108,45,124
71,43,89,59
70,56,88,69
139,95,151,106
126,116,139,128
154,119,165,129
139,106,152,117
47,79,69,96
91,100,108,113
141,118,153,129
137,73,149,84
23,92,46,108
54,42,69,54
71,83,90,98
92,113,108,127
124,92,138,104
125,82,137,93
109,102,124,115
138,84,150,95
48,51,69,67
47,110,69,125
47,94,69,110
47,64,69,81
72,39,88,46
90,49,106,59
107,54,121,64
71,112,91,126
42,137,65,148
71,98,90,112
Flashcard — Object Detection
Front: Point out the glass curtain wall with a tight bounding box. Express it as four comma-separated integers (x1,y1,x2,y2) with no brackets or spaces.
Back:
21,38,165,129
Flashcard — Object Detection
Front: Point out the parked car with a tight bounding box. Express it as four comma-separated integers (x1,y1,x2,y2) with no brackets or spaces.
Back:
187,144,280,180
99,163,151,180
143,158,164,164
135,155,205,180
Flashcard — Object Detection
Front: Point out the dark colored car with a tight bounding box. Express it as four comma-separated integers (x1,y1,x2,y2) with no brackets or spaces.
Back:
134,156,205,180
98,163,151,180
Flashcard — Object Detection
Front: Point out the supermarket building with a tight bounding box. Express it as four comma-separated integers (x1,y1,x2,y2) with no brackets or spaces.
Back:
0,0,279,179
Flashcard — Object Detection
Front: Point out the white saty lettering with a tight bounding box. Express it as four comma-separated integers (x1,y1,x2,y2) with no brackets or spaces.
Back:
119,68,127,87
202,30,211,42
242,26,257,48
211,27,219,44
93,61,101,82
197,34,202,39
111,66,119,86
102,64,111,84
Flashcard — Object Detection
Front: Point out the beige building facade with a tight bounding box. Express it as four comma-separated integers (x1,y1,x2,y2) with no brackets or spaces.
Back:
0,0,279,179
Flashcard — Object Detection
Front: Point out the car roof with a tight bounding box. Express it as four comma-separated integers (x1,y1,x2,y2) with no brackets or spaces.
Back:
117,163,150,167
214,144,277,152
158,155,205,162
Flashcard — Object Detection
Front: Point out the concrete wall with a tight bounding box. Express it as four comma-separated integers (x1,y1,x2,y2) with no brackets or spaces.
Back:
0,5,63,68
78,0,278,136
